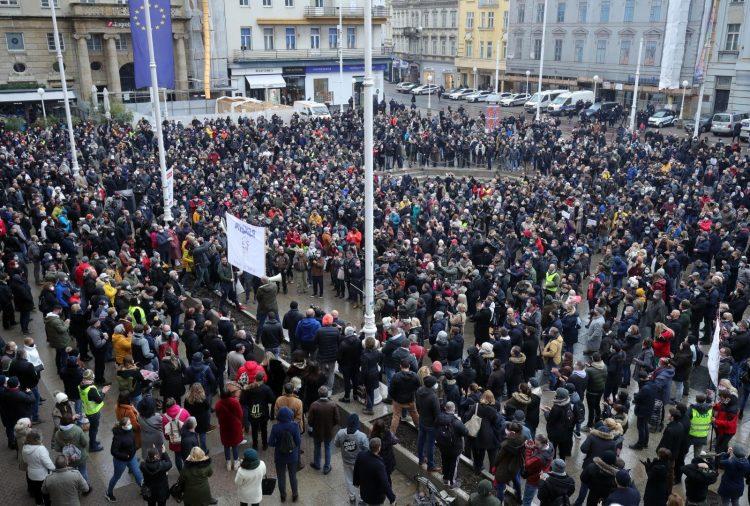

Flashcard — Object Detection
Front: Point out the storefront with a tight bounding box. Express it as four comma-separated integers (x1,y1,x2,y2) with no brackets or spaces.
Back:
281,66,307,105
239,67,286,104
304,63,386,108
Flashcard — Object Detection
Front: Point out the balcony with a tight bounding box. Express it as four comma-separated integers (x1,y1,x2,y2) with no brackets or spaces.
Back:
233,47,389,62
303,6,388,19
69,1,187,19
478,0,499,6
403,27,422,38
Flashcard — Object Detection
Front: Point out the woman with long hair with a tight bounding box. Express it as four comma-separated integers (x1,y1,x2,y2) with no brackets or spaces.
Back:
215,387,245,471
115,392,141,448
184,383,211,452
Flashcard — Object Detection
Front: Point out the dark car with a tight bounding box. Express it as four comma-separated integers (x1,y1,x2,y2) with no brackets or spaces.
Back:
684,114,712,134
582,101,618,119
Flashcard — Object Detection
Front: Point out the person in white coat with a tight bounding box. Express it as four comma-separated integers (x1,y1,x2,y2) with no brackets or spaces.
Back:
234,448,266,506
22,429,55,505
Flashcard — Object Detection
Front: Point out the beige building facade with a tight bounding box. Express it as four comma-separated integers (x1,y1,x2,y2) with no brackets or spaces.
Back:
455,0,509,90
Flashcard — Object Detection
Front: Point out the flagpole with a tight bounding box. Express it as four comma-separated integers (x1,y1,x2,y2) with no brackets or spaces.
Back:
49,0,80,178
142,0,173,223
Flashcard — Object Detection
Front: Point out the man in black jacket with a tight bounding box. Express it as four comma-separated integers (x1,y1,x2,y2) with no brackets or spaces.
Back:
282,301,305,352
415,375,441,472
353,438,396,505
260,311,284,357
657,407,687,482
435,401,468,487
337,326,362,403
315,314,341,391
682,456,718,504
8,349,40,422
0,376,34,448
630,380,657,449
389,360,421,435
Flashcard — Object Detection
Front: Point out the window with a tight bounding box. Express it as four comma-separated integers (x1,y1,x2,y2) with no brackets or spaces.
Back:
114,34,128,51
12,62,25,73
314,0,323,5
600,1,610,22
262,0,271,6
725,24,741,51
574,39,584,62
285,0,293,6
518,3,525,23
423,13,428,28
432,10,438,27
451,10,457,27
533,38,542,59
624,0,634,22
432,38,437,54
40,0,60,7
536,3,545,22
619,39,631,64
649,0,661,21
328,27,338,48
87,34,103,52
578,2,587,22
515,37,523,58
0,0,19,5
47,32,64,51
240,27,252,49
502,40,507,58
481,12,486,28
488,12,495,28
285,27,296,49
554,39,562,61
239,0,249,5
644,40,657,65
595,39,606,64
441,38,446,55
5,32,24,51
264,27,274,50
466,12,474,29
557,2,565,22
503,11,509,30
347,27,355,48
480,41,485,58
442,10,447,27
465,40,473,57
487,41,493,58
310,27,320,49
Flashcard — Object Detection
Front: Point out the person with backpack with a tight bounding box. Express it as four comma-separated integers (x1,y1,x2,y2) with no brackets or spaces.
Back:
52,413,90,486
543,388,576,460
105,417,144,502
185,352,217,407
521,434,554,506
537,458,576,506
436,401,468,487
268,406,301,502
158,349,186,406
335,413,370,504
161,397,191,471
240,372,275,450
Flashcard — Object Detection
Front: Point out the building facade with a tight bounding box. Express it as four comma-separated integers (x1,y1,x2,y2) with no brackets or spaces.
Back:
0,0,192,106
505,0,704,108
390,0,458,87
455,0,510,90
702,0,749,114
225,0,389,106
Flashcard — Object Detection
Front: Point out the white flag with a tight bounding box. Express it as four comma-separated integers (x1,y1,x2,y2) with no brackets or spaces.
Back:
707,317,721,388
225,212,266,278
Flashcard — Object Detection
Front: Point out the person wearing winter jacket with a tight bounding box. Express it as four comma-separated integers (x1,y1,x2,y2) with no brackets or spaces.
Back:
268,406,301,502
643,448,673,506
389,360,421,435
537,458,575,506
435,401,468,487
714,390,740,456
295,309,321,355
682,456,718,505
521,434,554,506
578,450,620,506
259,311,284,357
584,353,607,429
717,445,750,506
415,375,441,472
22,429,55,506
140,446,172,506
315,314,341,390
584,308,605,354
337,326,362,403
334,413,370,503
161,398,191,470
543,387,575,460
493,422,526,502
105,417,144,501
234,448,266,506
359,338,382,414
671,340,693,401
604,469,641,506
215,389,245,471
657,407,687,476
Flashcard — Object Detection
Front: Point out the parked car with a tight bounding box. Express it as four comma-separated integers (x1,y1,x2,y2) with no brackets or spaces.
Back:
486,92,513,104
464,90,492,103
501,93,530,106
411,84,439,95
582,101,619,119
683,114,713,134
710,111,749,135
740,118,750,141
547,90,594,116
524,89,568,113
396,82,418,93
446,88,474,100
648,109,677,127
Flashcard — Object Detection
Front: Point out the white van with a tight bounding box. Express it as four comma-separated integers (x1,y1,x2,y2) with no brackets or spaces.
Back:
547,90,595,115
293,101,332,119
524,89,567,113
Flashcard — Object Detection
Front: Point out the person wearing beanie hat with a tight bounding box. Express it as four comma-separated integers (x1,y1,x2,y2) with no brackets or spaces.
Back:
604,469,641,506
468,478,501,505
79,369,108,453
315,313,341,391
235,448,266,506
717,444,750,505
415,374,441,472
334,413,369,503
579,449,620,506
537,457,576,505
428,331,449,366
2,375,33,449
543,382,575,461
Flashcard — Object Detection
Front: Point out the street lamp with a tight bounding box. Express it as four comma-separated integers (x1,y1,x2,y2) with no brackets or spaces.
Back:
535,0,549,121
679,79,689,120
593,75,600,102
427,74,433,110
525,70,531,95
473,66,478,89
37,88,46,123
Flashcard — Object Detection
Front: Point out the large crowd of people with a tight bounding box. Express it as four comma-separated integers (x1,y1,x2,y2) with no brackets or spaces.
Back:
0,102,749,506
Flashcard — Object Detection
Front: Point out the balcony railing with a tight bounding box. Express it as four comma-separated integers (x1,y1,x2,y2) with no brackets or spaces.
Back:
478,0,499,6
69,1,186,19
233,47,388,62
303,6,388,18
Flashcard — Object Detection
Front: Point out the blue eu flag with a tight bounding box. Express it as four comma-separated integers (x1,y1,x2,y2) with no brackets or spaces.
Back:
128,0,175,89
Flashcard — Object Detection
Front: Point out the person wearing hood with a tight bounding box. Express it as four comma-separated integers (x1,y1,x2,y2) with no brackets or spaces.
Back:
682,456,718,505
583,352,607,429
521,433,554,506
468,479,501,506
180,447,216,506
415,374,441,472
604,469,641,506
714,389,740,458
268,406,301,502
335,413,369,504
717,444,750,506
353,437,396,505
234,448,266,506
140,446,173,506
105,417,144,502
493,421,525,501
22,429,55,505
579,450,620,506
688,393,713,457
537,459,575,506
137,396,165,459
543,387,575,460
185,352,217,403
294,308,321,355
643,447,674,506
52,413,90,484
428,330,450,365
580,418,623,469
41,455,89,506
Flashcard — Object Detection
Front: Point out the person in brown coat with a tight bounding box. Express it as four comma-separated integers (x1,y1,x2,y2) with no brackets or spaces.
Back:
493,422,526,502
307,386,341,474
274,382,305,432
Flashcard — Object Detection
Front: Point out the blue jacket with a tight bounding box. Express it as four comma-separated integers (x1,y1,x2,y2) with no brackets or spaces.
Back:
268,407,301,465
295,317,321,344
604,485,641,506
353,450,395,504
718,456,750,498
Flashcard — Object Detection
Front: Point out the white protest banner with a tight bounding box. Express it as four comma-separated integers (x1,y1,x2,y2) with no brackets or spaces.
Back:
707,317,721,389
225,212,266,278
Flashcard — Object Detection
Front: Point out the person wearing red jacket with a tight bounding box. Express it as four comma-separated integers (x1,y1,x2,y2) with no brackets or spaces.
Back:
713,390,740,456
653,324,674,359
522,434,554,506
236,360,268,385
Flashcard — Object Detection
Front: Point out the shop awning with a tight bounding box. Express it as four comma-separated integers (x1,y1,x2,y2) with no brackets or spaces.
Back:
245,75,286,89
0,90,76,103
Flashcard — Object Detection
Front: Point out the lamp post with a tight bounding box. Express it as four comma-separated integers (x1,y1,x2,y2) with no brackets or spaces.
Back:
37,88,46,123
473,66,478,89
593,75,599,102
628,37,644,132
535,0,548,121
494,39,500,93
362,0,376,342
679,80,689,120
338,0,344,113
525,70,530,94
427,73,433,110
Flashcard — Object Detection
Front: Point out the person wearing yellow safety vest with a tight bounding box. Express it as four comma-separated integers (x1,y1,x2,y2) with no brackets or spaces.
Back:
542,264,561,297
79,369,109,453
128,302,146,327
687,393,713,457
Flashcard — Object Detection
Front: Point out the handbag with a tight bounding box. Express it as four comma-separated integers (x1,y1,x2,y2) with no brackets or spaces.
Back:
261,476,277,495
465,403,482,437
169,478,185,502
140,483,152,500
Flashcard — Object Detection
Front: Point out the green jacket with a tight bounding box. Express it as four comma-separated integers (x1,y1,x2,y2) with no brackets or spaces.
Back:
180,458,214,506
469,479,501,506
53,424,89,463
585,361,607,394
45,313,71,350
217,263,233,283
